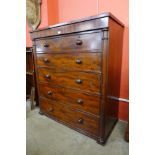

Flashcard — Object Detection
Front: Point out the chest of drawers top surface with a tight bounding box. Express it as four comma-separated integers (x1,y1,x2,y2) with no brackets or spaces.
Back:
31,12,124,145
30,12,124,40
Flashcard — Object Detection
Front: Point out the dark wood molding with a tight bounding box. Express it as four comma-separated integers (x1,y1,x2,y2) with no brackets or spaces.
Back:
30,12,124,33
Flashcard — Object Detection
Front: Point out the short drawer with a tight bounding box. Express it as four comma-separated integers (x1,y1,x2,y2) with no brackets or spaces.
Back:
36,53,101,72
40,97,99,136
35,32,102,53
39,83,100,115
37,68,101,94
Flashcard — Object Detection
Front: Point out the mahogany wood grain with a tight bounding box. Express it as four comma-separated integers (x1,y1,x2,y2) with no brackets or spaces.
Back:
39,83,100,115
30,12,123,32
102,18,124,141
30,17,108,40
40,97,99,136
35,32,102,53
30,13,124,40
36,52,101,72
38,68,101,94
30,12,124,144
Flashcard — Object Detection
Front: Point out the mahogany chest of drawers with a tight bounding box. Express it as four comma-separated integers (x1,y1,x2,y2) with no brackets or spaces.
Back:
30,12,124,144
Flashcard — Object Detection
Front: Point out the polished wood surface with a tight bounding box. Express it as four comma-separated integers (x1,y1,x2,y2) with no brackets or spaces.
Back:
31,12,124,144
30,12,124,40
38,68,101,94
103,19,124,139
36,53,101,72
31,12,123,32
36,32,102,53
30,17,108,39
39,83,100,115
40,97,99,136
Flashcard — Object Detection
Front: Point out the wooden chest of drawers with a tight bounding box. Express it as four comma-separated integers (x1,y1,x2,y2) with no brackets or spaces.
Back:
30,12,124,144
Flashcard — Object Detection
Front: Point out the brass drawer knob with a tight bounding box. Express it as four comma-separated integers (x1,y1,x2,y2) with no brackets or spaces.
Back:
75,59,82,64
78,118,84,124
43,43,49,47
47,91,52,95
44,58,49,63
76,40,83,45
48,108,54,112
45,74,51,79
75,79,82,84
77,99,83,104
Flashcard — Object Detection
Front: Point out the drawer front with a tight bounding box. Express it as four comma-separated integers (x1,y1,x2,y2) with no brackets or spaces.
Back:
40,98,99,136
39,83,100,115
36,32,102,53
38,68,101,93
36,53,101,72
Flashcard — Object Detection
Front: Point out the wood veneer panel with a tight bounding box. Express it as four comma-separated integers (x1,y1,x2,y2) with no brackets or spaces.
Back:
103,18,124,139
39,83,100,115
36,53,101,72
38,68,101,94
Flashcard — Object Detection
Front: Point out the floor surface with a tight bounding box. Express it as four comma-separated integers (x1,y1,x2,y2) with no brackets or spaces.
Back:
26,105,129,155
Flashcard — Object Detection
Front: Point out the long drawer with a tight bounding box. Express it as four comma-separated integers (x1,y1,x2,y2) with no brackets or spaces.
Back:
36,53,101,72
37,68,101,93
39,83,100,115
35,32,102,53
40,97,99,136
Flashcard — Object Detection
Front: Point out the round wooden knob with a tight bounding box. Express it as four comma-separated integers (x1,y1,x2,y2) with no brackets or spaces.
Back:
47,91,52,95
48,108,54,112
75,59,82,64
75,79,82,84
45,74,51,79
76,40,83,45
44,58,49,63
77,99,83,104
78,118,84,124
44,43,49,47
